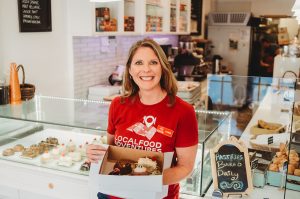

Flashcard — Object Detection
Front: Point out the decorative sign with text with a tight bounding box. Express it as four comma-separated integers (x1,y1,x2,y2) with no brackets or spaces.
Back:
18,0,52,32
210,137,253,197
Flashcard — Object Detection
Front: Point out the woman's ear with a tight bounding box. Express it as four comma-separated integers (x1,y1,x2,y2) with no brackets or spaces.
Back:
128,69,132,78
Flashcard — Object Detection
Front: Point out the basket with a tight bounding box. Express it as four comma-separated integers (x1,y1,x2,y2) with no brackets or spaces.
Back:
17,65,35,101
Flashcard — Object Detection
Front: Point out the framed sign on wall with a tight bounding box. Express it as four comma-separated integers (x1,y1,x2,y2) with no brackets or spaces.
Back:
18,0,52,32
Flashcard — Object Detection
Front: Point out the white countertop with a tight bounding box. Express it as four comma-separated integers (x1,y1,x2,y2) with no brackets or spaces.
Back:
181,184,299,199
239,87,293,149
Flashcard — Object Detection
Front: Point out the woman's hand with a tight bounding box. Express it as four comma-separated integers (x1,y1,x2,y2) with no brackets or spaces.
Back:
260,60,271,67
86,144,107,163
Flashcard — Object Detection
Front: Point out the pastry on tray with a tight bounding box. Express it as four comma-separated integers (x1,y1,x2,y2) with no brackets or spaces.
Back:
80,161,91,172
40,151,52,164
257,120,283,131
250,120,285,137
13,144,25,152
57,153,73,167
2,148,15,156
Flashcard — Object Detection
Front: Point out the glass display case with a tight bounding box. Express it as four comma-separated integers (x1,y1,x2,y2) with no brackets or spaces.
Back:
180,110,231,197
205,75,300,199
0,96,109,176
0,95,230,198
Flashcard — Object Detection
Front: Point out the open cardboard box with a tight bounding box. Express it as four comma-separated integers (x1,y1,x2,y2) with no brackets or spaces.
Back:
89,145,173,199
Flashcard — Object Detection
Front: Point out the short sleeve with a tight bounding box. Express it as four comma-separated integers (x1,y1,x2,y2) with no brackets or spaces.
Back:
175,105,198,147
107,98,117,135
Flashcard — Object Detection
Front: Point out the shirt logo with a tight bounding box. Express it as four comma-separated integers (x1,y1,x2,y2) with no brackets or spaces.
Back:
126,115,174,140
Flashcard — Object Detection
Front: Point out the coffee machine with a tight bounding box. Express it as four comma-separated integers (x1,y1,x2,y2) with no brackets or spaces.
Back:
108,65,125,85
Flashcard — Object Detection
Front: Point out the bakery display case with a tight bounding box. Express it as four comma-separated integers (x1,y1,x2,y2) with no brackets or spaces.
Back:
0,96,110,175
0,96,110,199
180,110,231,197
0,94,230,198
206,75,300,198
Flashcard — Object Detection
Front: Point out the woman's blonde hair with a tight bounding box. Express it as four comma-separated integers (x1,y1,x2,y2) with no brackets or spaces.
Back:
122,39,178,106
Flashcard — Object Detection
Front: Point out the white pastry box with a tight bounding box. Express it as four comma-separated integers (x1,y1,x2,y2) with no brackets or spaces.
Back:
89,146,173,199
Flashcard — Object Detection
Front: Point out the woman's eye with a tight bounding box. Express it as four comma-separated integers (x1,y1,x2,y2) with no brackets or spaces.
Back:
135,61,143,65
150,60,158,65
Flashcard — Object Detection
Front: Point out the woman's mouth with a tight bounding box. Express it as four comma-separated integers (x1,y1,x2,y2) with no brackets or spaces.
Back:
139,76,154,81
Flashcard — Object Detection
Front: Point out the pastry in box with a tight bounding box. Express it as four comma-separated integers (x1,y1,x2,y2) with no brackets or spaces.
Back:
93,145,173,199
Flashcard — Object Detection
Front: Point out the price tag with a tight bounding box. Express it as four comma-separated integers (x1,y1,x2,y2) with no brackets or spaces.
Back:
268,136,273,145
283,161,288,172
251,159,258,170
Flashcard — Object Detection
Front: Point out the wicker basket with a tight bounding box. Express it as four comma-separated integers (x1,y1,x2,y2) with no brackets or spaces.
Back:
17,65,35,101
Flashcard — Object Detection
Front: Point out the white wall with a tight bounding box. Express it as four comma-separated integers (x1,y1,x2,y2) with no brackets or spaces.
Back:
211,0,295,17
213,0,251,12
251,0,295,17
73,35,178,99
0,0,72,97
279,18,299,40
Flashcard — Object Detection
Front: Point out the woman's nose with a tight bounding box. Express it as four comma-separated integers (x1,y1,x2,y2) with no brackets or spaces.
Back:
142,63,151,72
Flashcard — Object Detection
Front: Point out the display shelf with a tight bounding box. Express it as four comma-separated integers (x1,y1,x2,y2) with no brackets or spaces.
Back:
0,128,105,176
92,0,191,36
170,0,177,32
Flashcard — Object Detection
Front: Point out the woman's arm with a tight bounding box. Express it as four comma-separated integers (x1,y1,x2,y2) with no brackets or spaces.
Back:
162,144,198,185
260,60,271,67
107,133,115,145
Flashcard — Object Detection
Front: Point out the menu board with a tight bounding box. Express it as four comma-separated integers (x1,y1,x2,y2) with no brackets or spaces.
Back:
18,0,52,32
210,137,253,196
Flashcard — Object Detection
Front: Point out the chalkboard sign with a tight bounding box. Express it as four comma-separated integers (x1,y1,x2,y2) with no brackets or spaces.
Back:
18,0,52,32
210,137,253,196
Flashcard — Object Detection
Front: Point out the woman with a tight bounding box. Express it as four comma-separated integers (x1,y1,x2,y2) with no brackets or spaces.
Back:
87,39,198,199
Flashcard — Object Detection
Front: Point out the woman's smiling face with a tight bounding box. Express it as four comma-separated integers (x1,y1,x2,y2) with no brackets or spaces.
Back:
129,47,162,92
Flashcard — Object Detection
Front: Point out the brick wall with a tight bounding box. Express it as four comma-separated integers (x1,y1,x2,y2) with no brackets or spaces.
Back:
73,35,178,99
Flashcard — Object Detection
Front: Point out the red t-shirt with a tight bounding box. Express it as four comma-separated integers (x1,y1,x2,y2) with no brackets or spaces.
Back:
107,95,198,199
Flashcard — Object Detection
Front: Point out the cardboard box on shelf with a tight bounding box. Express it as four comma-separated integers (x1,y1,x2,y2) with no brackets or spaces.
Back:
89,145,173,199
278,33,289,45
